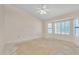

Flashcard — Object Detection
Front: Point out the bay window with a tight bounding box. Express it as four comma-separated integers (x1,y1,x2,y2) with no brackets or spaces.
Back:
74,17,79,37
48,19,70,35
48,23,52,33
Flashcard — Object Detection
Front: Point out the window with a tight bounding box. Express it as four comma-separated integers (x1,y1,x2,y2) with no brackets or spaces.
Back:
48,19,70,35
48,23,52,33
54,20,70,34
64,20,70,34
74,17,79,37
55,22,60,34
60,21,65,34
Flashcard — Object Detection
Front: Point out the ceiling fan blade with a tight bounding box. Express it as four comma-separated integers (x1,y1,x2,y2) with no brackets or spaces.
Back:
36,4,49,15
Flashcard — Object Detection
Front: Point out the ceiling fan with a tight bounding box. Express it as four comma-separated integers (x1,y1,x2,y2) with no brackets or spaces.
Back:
36,4,49,15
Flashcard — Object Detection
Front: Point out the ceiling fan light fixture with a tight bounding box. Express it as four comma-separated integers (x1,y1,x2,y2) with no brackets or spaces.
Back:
40,9,47,14
37,4,49,15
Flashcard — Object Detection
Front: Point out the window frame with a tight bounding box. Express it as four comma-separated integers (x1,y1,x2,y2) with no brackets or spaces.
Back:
48,19,70,35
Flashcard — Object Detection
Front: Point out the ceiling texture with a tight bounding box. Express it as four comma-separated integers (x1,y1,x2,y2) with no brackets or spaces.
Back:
13,4,79,20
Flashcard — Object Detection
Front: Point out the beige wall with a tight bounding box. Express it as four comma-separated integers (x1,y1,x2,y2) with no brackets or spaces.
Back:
4,5,43,43
43,12,79,44
0,5,5,54
0,5,43,54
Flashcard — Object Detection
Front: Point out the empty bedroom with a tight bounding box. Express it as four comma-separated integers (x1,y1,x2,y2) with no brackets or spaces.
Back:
0,4,79,55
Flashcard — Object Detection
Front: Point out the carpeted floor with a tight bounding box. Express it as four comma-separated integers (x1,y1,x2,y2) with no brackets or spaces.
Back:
16,38,79,55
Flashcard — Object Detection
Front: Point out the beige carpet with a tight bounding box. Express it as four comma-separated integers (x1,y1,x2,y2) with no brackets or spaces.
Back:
16,38,79,55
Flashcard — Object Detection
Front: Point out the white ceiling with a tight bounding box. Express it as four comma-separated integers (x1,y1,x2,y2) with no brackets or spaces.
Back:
13,4,79,20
